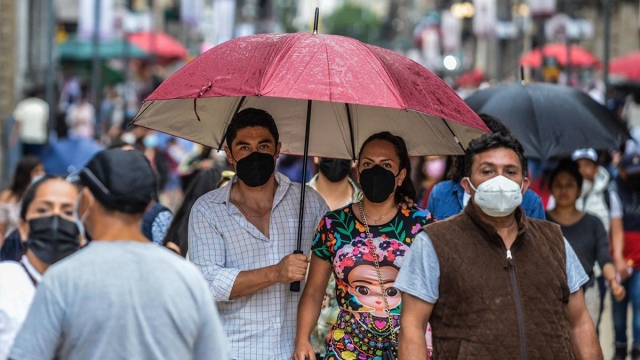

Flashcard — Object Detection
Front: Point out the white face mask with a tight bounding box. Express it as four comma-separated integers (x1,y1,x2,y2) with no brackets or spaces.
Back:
466,175,524,217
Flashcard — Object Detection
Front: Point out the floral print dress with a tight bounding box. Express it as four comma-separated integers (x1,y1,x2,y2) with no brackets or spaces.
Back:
311,205,434,360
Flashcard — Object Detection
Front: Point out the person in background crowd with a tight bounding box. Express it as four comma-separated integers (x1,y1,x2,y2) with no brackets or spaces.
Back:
611,153,640,360
188,108,328,359
397,132,599,359
0,157,45,243
415,156,449,209
163,168,230,256
546,160,625,327
569,148,627,334
294,132,436,360
569,149,623,235
306,157,361,358
0,176,81,359
427,114,545,221
308,157,359,211
9,88,49,157
178,145,217,192
622,91,640,131
9,149,230,360
66,85,96,139
143,131,171,192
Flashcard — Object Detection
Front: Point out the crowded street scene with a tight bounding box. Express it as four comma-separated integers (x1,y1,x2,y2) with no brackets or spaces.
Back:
1,0,640,359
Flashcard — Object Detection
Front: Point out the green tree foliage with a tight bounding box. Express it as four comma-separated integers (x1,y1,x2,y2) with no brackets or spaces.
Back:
324,3,381,45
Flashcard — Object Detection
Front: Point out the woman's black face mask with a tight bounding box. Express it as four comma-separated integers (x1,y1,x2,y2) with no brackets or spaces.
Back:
359,165,399,203
26,215,80,265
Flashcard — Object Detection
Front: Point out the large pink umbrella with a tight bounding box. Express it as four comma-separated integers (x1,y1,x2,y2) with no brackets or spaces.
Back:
133,34,487,159
133,23,487,290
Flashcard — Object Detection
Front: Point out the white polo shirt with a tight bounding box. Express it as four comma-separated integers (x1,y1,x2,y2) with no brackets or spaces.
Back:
0,256,42,359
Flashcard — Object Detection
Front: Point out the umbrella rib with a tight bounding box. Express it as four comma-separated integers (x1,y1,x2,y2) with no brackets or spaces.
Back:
131,101,154,124
217,96,246,151
441,118,466,152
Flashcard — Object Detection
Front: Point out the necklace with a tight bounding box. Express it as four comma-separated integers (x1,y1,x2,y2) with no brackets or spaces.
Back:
233,197,271,218
360,201,398,225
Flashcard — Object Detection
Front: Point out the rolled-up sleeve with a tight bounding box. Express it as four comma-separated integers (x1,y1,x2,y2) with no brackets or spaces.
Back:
188,199,240,302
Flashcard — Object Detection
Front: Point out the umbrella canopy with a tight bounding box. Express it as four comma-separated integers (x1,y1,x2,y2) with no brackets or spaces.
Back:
41,137,104,176
133,33,488,159
58,38,148,60
465,83,629,160
520,43,600,68
610,50,640,82
127,31,188,60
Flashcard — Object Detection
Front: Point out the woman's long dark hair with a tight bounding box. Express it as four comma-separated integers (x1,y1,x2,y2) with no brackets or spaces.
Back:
163,168,223,256
9,156,42,201
358,132,416,204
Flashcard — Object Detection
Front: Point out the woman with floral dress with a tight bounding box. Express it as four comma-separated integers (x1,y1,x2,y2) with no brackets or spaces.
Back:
294,132,435,360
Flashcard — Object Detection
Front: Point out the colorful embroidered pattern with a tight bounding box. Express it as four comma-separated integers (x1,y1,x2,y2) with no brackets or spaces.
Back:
312,205,434,360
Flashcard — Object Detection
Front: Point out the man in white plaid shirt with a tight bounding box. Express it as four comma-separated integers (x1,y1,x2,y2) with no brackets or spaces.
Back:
188,108,328,360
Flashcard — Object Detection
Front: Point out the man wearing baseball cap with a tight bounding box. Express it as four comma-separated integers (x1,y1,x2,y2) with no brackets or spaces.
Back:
9,149,230,360
611,152,640,360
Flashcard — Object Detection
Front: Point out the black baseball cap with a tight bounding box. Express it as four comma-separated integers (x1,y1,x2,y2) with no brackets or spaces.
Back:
75,149,157,214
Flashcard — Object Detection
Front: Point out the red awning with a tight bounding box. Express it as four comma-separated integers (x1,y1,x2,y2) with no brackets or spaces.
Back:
127,31,188,60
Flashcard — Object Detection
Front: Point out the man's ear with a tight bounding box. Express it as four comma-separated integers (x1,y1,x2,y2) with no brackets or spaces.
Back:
224,146,233,164
18,219,28,242
460,177,473,195
521,177,531,193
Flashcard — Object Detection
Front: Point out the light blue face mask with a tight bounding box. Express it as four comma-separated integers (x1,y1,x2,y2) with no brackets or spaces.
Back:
143,135,159,149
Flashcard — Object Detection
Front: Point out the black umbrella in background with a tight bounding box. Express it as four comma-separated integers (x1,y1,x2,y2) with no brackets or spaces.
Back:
465,83,630,160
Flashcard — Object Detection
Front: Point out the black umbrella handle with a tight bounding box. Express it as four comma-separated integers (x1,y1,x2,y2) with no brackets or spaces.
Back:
290,250,304,292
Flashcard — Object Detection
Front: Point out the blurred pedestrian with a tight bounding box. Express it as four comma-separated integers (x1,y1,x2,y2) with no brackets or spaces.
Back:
0,157,44,242
611,153,640,360
396,132,600,359
294,132,435,360
65,85,96,139
546,160,625,326
0,176,81,359
163,168,228,256
427,114,545,221
9,88,49,157
9,149,230,360
570,148,626,332
188,108,328,359
415,156,449,209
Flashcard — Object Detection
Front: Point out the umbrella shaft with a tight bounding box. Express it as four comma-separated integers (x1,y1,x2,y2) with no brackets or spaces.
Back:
296,100,313,250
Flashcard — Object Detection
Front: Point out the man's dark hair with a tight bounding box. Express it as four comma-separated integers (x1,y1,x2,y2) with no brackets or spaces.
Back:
464,132,528,178
449,113,513,182
548,159,583,191
225,108,279,152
